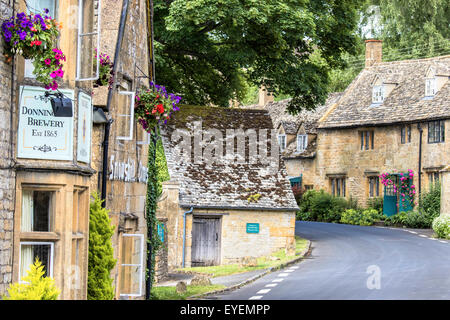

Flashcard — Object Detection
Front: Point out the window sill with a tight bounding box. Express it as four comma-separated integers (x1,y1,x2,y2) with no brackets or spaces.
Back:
20,232,60,241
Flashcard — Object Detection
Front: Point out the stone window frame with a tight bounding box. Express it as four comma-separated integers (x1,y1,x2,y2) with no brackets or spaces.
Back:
330,176,346,197
427,171,441,188
368,176,380,198
360,130,374,150
400,125,411,144
428,120,445,143
277,134,286,151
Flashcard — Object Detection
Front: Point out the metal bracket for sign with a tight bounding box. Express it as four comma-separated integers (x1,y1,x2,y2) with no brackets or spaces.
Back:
76,0,102,81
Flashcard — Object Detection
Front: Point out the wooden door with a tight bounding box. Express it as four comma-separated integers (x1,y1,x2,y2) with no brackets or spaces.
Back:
191,217,220,266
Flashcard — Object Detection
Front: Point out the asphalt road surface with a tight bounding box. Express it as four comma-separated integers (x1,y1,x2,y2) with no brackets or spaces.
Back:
211,221,450,300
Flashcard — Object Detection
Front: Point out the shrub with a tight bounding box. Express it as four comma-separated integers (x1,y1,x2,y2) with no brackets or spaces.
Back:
291,185,306,206
87,192,116,300
367,197,383,214
402,210,434,229
340,209,379,226
3,258,59,300
432,215,450,239
419,182,441,220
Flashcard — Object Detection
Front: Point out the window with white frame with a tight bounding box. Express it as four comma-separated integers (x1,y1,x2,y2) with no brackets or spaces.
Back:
119,234,144,297
116,90,135,141
19,242,54,281
297,134,307,152
24,0,57,78
372,85,384,103
19,189,56,281
278,134,286,151
425,78,437,97
76,0,102,81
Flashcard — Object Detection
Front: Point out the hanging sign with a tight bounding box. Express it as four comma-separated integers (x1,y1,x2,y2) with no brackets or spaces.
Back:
17,86,74,160
77,92,93,164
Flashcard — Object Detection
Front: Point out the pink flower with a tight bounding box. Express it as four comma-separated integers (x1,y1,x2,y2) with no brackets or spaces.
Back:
50,71,57,78
45,59,51,65
55,54,62,60
55,69,64,77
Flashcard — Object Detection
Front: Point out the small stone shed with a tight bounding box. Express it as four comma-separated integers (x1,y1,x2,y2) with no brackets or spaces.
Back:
156,105,299,269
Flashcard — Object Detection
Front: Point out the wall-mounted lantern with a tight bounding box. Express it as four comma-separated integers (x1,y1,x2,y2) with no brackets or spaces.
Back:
45,92,73,117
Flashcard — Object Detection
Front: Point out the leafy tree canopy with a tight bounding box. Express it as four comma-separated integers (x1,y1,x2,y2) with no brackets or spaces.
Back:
154,0,362,114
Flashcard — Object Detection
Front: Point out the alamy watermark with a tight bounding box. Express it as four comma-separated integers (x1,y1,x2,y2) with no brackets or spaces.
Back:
366,265,381,290
170,121,280,172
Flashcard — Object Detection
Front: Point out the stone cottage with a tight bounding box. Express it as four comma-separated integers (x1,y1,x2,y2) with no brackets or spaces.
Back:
157,105,298,269
315,41,449,214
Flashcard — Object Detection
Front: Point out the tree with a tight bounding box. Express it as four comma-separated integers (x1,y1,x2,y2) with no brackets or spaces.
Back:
87,192,116,300
3,258,60,300
154,0,362,113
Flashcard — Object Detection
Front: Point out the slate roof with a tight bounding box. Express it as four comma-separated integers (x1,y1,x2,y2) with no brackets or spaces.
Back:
319,55,450,128
160,105,299,211
243,93,343,158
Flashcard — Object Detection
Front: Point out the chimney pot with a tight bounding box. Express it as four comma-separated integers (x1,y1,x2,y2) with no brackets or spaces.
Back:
365,39,382,68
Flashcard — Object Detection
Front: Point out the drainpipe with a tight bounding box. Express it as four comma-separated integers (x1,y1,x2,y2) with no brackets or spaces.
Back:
182,207,194,268
418,123,423,198
100,0,130,207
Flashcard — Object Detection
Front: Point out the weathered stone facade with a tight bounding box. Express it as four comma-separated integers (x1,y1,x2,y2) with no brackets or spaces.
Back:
0,0,15,296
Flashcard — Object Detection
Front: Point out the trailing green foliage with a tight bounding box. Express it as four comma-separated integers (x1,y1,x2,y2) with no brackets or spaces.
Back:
367,197,384,214
340,209,379,226
3,258,59,300
87,192,116,300
419,182,441,218
432,215,450,239
156,137,170,196
154,0,362,112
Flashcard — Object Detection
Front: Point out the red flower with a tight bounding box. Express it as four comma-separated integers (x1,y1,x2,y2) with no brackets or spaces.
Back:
156,104,164,114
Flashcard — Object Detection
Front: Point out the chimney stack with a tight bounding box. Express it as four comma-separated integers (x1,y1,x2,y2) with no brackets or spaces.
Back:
365,39,382,68
258,86,274,107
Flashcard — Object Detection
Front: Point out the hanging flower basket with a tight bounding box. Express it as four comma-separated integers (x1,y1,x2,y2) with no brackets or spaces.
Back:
93,49,114,88
134,82,181,133
1,9,64,90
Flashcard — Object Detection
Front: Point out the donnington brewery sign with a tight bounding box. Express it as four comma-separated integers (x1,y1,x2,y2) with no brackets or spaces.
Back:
18,86,74,160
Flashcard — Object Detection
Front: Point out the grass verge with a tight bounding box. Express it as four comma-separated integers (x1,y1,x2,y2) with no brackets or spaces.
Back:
151,285,226,300
176,236,308,278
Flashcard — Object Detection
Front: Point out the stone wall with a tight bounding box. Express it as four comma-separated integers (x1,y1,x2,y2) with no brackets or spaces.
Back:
288,121,450,207
0,0,15,296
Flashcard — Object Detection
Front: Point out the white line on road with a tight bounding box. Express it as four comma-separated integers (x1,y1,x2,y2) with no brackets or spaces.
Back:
408,231,418,234
257,289,271,294
278,273,290,277
272,278,284,282
419,234,428,238
439,240,447,244
290,266,299,269
265,283,278,288
249,296,263,300
285,270,295,273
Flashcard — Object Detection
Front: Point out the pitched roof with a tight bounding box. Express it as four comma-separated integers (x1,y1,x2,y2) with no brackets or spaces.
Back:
160,105,299,211
319,55,450,129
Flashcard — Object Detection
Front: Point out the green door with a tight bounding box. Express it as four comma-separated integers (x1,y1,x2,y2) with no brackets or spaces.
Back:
383,178,398,216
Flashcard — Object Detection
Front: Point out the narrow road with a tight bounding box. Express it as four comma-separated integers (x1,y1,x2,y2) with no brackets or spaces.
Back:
211,221,450,300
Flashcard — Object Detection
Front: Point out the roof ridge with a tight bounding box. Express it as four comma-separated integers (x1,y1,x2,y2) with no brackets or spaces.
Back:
368,54,450,68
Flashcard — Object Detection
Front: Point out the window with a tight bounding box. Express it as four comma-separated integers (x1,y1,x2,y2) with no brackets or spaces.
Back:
400,125,411,144
425,78,437,97
297,134,308,152
304,185,314,191
428,172,440,187
289,176,302,188
278,134,286,151
24,0,57,78
76,0,102,81
119,234,144,297
368,176,380,198
116,91,136,141
372,85,384,103
330,177,346,197
360,131,374,150
19,189,56,281
428,120,445,143
19,242,54,282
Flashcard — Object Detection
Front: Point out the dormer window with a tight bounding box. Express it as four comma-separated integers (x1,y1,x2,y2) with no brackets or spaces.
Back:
278,134,286,151
425,78,437,97
372,85,384,103
297,134,307,152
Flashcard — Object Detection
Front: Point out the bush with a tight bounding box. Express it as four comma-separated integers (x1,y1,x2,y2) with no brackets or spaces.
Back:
87,192,117,300
432,215,450,239
3,258,59,300
367,197,383,214
296,189,357,223
419,182,441,220
340,209,379,226
291,185,306,206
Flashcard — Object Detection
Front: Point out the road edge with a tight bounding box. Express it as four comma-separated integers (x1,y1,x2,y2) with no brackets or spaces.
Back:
186,239,312,300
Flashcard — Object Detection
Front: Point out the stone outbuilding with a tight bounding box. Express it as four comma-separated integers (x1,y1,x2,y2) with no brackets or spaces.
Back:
156,105,298,269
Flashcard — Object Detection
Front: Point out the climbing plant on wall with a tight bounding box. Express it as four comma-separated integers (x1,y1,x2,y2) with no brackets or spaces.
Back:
380,170,417,209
